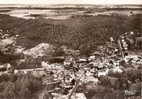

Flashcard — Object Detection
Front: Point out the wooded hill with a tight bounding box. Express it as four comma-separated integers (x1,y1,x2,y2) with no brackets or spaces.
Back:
0,14,141,54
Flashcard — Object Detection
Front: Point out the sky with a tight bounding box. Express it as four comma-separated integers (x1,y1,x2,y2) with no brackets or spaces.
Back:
0,0,142,5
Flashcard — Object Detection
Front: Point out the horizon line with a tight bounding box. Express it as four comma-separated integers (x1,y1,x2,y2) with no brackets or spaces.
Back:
0,4,142,5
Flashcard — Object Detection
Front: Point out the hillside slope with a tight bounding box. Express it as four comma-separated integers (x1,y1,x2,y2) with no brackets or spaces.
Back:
0,14,141,53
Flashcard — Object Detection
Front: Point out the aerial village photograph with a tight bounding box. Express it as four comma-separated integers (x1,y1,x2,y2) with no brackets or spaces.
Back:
0,0,141,99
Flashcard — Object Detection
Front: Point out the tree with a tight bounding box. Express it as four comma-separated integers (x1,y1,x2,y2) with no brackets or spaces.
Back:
2,81,16,99
129,14,142,32
14,73,42,99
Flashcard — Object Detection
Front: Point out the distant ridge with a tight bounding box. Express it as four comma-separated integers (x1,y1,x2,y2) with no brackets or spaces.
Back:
0,4,142,9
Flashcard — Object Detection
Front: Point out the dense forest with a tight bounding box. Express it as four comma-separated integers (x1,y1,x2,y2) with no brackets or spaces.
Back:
0,13,141,53
0,73,42,99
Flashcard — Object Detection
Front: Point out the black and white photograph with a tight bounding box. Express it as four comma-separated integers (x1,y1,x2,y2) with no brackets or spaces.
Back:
0,0,141,99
